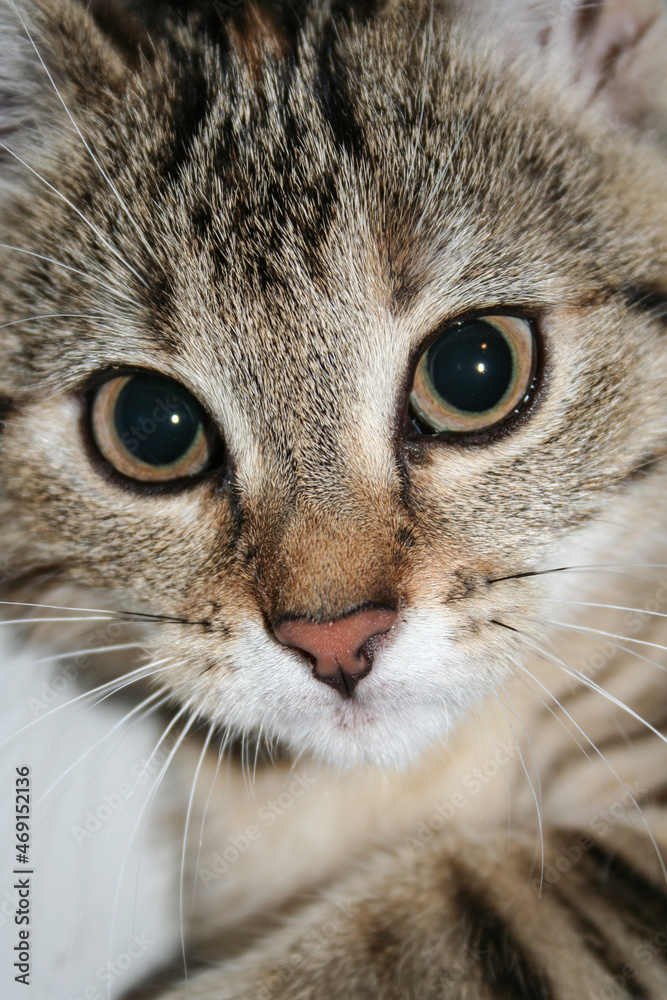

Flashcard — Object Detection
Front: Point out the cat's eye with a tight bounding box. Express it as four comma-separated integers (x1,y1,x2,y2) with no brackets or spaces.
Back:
409,315,537,435
91,373,215,483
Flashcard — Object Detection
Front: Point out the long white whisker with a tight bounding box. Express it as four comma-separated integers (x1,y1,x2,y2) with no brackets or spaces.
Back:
479,701,512,850
531,616,667,674
252,721,265,785
0,659,164,748
517,631,667,751
32,642,145,666
0,598,165,616
0,615,142,625
513,672,600,780
0,242,129,295
0,140,148,289
494,685,543,884
542,598,667,619
38,683,170,803
10,0,161,268
180,723,216,985
105,704,196,1000
191,724,233,913
534,617,667,653
510,654,666,884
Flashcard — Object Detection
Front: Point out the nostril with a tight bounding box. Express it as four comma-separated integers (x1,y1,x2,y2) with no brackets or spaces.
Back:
273,607,398,696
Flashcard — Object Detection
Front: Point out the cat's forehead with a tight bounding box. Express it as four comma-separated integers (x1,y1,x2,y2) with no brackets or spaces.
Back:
6,4,664,421
140,16,638,349
131,26,605,391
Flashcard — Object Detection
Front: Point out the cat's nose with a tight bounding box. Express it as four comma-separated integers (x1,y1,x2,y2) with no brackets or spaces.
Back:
273,608,398,698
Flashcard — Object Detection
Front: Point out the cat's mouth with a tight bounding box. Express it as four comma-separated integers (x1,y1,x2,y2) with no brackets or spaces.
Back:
191,606,509,767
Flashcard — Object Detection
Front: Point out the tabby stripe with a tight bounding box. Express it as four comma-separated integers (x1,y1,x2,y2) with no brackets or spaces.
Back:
314,24,365,159
160,47,213,185
0,394,13,431
622,287,667,326
454,877,555,999
646,782,667,807
551,885,650,999
580,843,667,943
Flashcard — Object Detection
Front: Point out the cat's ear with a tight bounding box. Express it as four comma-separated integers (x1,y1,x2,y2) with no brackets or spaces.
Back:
546,0,665,127
0,0,129,160
500,0,667,133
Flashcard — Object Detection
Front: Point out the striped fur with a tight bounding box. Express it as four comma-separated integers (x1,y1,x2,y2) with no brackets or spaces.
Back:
0,1,666,998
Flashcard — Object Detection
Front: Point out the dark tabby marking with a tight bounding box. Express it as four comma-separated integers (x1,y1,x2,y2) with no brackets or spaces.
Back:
455,879,555,1000
582,844,667,943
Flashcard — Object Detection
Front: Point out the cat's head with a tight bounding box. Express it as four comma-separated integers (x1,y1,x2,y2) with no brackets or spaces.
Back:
0,0,665,766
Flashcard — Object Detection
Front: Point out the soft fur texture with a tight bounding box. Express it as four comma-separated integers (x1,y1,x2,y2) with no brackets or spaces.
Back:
0,0,666,997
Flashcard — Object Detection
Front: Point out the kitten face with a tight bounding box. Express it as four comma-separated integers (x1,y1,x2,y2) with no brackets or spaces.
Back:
0,0,666,766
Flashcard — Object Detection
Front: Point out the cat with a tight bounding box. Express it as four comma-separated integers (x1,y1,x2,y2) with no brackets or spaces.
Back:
0,0,666,997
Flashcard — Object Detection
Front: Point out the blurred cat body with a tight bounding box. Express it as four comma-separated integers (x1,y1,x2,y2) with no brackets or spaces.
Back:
0,0,666,997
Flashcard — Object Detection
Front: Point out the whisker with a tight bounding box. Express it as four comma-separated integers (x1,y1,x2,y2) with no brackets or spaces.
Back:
32,642,146,665
531,615,667,674
503,625,667,756
104,704,197,999
0,312,113,331
0,140,148,289
10,0,163,271
542,598,667,619
180,723,216,985
38,685,169,804
0,242,130,295
0,615,154,625
494,685,544,884
503,646,667,884
513,672,600,781
480,701,512,850
533,616,667,654
252,722,265,785
489,563,667,585
0,599,202,625
0,659,166,748
191,724,234,913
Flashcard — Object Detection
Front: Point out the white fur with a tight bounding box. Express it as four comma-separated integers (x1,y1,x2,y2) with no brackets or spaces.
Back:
0,629,181,1000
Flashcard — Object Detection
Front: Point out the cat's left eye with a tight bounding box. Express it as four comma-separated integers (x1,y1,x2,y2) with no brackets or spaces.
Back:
91,373,216,483
409,315,537,436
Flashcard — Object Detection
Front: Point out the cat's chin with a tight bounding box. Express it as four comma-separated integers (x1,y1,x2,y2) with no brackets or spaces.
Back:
277,703,454,770
162,607,513,770
168,608,503,770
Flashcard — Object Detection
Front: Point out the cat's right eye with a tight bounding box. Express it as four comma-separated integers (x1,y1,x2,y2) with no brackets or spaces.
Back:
91,373,218,483
409,315,537,436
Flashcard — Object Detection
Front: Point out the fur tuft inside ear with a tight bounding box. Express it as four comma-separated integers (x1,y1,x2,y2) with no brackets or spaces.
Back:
463,0,667,141
552,0,667,140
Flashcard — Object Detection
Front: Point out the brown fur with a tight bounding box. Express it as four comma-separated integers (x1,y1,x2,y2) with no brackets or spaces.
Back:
1,0,667,996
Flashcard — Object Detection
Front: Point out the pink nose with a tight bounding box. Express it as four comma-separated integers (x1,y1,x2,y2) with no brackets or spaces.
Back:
274,608,398,698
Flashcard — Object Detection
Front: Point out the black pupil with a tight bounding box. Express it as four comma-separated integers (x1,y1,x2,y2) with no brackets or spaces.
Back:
114,375,202,467
428,321,514,414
